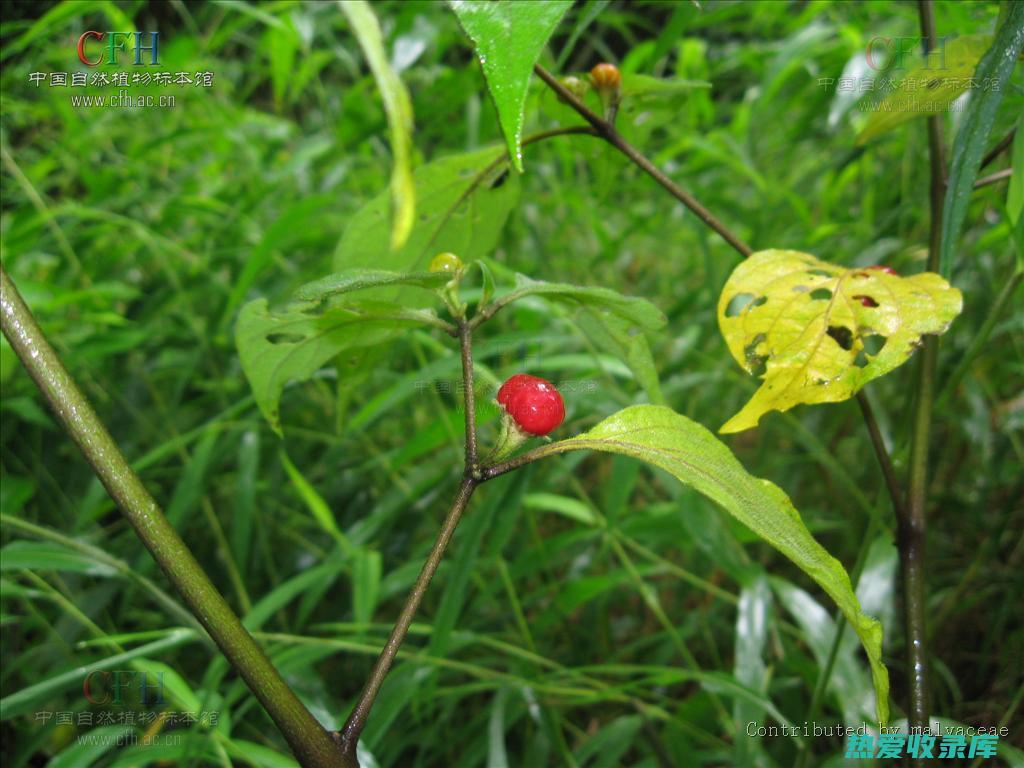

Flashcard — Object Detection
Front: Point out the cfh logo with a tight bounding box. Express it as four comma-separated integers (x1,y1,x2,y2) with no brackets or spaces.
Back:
83,669,165,706
866,36,949,71
76,31,160,66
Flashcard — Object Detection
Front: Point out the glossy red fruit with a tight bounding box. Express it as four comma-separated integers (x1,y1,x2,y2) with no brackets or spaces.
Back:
589,62,621,91
497,374,565,437
866,265,898,275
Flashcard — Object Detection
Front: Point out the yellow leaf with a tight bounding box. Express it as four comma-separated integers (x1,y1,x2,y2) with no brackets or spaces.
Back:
717,249,962,433
856,34,992,145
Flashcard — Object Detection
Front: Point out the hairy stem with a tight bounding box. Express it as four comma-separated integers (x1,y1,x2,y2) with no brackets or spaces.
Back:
533,64,753,258
0,266,350,768
337,476,477,760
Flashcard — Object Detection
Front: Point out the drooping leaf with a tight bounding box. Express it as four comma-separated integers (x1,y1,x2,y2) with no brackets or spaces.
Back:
333,146,520,278
532,404,889,725
855,34,993,145
449,0,573,171
340,0,416,249
486,274,667,332
236,298,446,434
940,8,1024,276
717,249,963,433
293,269,450,304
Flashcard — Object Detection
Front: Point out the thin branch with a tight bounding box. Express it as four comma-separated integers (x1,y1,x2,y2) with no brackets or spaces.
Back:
0,266,350,768
334,242,511,763
459,320,479,469
532,64,753,258
980,127,1016,169
337,476,477,760
856,392,907,521
973,167,1013,189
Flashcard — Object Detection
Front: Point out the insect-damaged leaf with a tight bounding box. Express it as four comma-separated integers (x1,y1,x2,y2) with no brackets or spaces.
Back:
237,297,446,435
717,249,962,433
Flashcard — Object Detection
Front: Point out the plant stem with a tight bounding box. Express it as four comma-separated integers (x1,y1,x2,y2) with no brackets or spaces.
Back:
534,57,912,732
0,266,350,768
459,320,479,469
337,475,478,760
980,126,1015,168
900,0,944,740
532,64,753,258
972,167,1012,188
856,392,907,521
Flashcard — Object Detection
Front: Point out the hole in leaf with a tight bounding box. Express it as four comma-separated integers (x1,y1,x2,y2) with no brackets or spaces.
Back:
827,325,853,351
725,293,766,317
862,334,885,355
743,333,768,377
854,348,869,368
853,295,879,308
489,170,509,189
810,288,832,301
266,333,306,345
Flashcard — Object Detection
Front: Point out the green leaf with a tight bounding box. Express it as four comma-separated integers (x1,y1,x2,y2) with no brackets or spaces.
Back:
449,0,573,171
485,274,668,332
244,558,344,631
130,658,201,712
340,0,416,249
940,9,1024,277
236,298,445,434
0,540,116,577
0,630,195,719
48,725,134,768
717,249,962,433
352,549,382,626
575,309,665,405
293,269,450,304
620,72,712,99
333,146,520,278
855,35,992,145
1009,116,1024,226
534,404,890,725
279,450,353,553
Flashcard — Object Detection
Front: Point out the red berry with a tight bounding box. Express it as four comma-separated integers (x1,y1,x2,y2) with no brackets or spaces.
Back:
589,63,621,91
497,374,565,437
866,265,898,275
